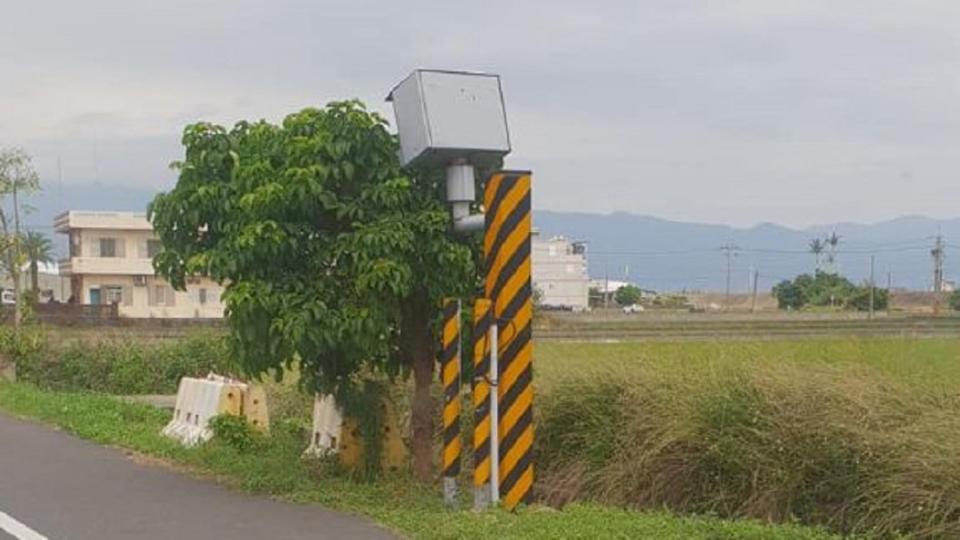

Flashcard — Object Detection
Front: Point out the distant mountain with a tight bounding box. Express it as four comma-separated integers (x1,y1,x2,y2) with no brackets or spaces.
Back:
534,211,959,292
17,184,956,292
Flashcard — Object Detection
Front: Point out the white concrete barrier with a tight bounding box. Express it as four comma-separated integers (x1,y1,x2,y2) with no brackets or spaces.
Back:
304,394,344,457
161,374,268,447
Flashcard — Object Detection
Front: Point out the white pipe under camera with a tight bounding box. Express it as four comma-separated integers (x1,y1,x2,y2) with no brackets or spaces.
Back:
447,160,485,233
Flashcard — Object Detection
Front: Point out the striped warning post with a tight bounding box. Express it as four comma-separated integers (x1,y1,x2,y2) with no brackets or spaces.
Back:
472,298,493,504
483,170,534,509
440,298,462,504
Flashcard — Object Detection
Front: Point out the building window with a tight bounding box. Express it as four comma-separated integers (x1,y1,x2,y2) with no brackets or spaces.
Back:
150,285,177,307
154,285,167,306
147,239,162,258
70,232,81,257
103,285,123,305
99,238,118,257
198,288,207,305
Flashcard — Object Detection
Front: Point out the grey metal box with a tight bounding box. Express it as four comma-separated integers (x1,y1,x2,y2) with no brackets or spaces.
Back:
387,70,511,168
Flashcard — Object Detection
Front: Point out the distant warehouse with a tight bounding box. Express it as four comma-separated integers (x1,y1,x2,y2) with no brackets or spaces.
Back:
55,211,224,318
531,232,589,311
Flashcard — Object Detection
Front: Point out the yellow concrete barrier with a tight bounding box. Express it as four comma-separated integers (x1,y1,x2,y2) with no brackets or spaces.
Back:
161,374,270,446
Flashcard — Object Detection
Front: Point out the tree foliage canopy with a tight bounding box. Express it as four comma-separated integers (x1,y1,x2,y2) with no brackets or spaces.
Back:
772,271,887,311
150,101,480,393
614,284,643,306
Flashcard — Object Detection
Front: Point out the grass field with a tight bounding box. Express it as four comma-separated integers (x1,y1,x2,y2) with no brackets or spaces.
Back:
534,337,960,388
533,337,960,538
3,333,958,538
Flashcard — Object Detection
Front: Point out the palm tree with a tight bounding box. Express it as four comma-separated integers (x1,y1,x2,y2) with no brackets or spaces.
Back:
809,238,824,273
21,231,53,297
825,232,841,270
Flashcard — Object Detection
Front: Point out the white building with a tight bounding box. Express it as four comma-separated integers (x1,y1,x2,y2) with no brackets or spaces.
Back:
532,233,589,311
55,211,225,318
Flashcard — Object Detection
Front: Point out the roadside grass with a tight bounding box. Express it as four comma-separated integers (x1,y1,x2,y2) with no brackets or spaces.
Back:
534,338,960,538
0,382,838,540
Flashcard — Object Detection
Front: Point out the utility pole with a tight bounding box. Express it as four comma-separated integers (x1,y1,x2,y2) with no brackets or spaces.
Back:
932,231,945,293
887,271,892,314
932,231,945,315
721,243,739,310
604,266,609,311
868,255,875,320
751,268,759,313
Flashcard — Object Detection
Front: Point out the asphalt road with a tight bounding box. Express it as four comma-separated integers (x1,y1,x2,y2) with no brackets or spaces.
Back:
0,413,395,540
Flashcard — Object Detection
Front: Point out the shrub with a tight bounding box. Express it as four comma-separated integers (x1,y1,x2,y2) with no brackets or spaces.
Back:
949,290,960,311
9,329,235,394
209,413,258,451
614,285,643,306
536,360,960,538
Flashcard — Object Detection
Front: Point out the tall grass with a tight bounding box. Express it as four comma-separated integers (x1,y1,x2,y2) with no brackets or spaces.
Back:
9,329,234,394
535,340,960,538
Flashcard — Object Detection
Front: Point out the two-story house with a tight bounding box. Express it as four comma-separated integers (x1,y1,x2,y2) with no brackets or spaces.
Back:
54,211,224,318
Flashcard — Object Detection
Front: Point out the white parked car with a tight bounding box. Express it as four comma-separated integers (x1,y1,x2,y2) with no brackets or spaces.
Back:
622,304,644,314
1,289,15,305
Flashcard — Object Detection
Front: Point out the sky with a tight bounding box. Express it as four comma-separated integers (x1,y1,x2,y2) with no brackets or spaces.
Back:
2,0,959,228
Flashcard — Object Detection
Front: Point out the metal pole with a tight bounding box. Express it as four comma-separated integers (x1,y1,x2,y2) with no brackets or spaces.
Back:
869,255,875,320
488,323,500,504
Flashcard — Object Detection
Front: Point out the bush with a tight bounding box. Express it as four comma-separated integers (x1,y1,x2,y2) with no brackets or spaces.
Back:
9,329,235,394
614,285,643,306
773,272,887,311
209,413,258,451
949,290,960,311
536,360,960,538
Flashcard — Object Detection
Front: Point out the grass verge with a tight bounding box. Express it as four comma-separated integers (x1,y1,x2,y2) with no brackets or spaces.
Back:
535,339,960,538
0,382,837,540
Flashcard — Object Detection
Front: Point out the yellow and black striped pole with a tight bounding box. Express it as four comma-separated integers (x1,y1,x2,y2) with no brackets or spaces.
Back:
472,298,493,508
440,298,462,506
483,170,534,510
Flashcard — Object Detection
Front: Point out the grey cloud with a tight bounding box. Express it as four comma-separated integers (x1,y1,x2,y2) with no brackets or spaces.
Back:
1,0,958,227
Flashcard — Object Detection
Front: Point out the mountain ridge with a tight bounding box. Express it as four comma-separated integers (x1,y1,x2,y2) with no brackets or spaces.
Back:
13,183,956,292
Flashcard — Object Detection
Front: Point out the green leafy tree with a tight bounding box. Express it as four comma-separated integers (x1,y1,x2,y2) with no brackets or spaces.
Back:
0,148,40,326
21,231,53,298
773,272,879,311
949,290,960,311
847,286,889,311
149,101,479,481
614,284,642,306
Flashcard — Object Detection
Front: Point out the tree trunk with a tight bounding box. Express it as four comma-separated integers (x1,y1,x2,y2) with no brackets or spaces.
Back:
401,294,437,483
411,339,434,482
30,260,38,296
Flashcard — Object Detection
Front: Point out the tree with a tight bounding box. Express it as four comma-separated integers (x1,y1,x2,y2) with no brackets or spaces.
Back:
848,285,889,311
614,284,642,306
809,238,824,272
149,101,479,481
21,231,53,298
825,232,841,268
949,290,960,312
773,271,881,311
0,149,40,326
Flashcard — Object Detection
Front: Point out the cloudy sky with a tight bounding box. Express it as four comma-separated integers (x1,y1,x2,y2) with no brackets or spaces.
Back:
2,0,959,227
